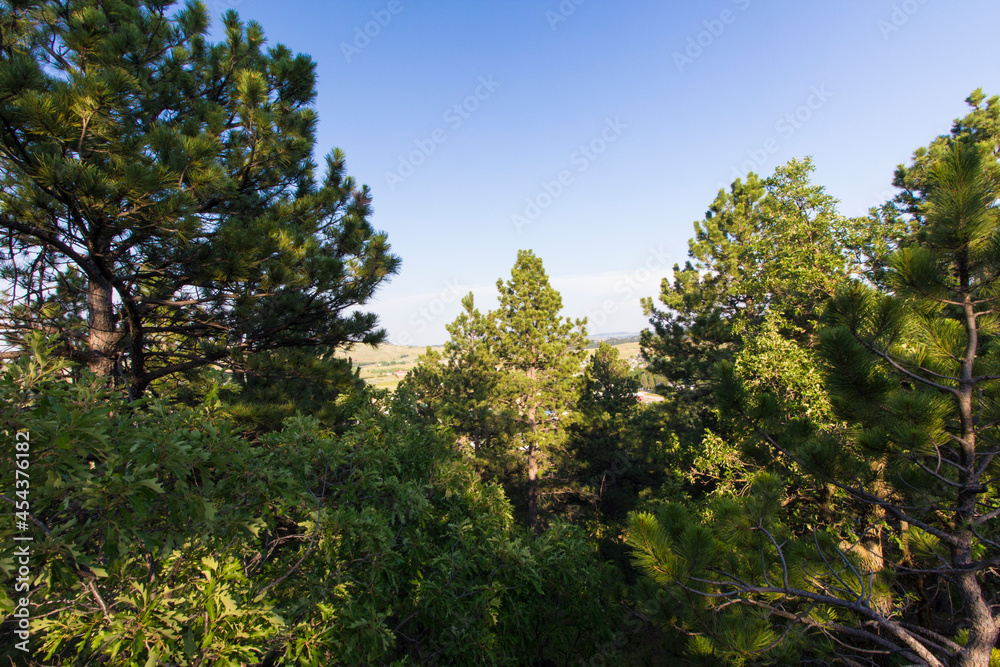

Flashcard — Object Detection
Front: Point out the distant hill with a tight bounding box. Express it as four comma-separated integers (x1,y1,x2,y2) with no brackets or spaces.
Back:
590,331,640,340
586,333,640,348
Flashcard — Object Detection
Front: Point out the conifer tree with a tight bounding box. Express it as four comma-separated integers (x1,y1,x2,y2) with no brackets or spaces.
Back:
408,251,586,530
492,250,587,530
403,293,516,473
858,89,1000,288
579,342,640,419
892,89,1000,222
564,342,640,523
628,140,1000,667
0,0,399,397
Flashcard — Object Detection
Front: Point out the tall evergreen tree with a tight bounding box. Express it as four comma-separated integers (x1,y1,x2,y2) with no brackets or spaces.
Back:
640,159,860,452
857,89,1000,288
578,342,641,419
893,89,1000,222
492,250,587,530
0,0,399,397
641,159,854,379
408,251,586,530
636,158,874,520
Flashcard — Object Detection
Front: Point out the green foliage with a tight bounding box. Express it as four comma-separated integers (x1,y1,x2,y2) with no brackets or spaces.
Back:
626,482,850,666
8,5,1000,664
892,89,1000,224
641,158,854,390
406,251,588,530
0,335,621,666
640,158,864,490
219,347,365,433
402,294,517,475
563,344,675,534
579,343,641,420
631,122,1000,667
0,0,399,397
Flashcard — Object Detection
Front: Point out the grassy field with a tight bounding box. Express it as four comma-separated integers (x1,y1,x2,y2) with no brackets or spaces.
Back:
598,341,640,360
339,340,643,391
335,344,442,391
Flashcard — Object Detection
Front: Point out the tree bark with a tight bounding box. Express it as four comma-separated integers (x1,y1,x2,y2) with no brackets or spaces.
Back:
527,438,538,531
86,274,120,378
951,256,999,667
526,366,539,532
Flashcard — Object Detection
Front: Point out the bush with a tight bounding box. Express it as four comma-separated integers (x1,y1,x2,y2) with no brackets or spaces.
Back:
1,336,620,665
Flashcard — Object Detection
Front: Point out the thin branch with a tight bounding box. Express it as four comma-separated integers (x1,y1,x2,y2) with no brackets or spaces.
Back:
854,336,959,397
681,577,944,666
744,416,960,547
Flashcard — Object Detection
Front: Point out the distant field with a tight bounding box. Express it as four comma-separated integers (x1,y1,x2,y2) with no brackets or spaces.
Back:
340,341,644,391
335,343,441,365
335,344,442,391
594,341,641,359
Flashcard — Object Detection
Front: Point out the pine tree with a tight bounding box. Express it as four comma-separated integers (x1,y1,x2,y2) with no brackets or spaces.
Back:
640,159,860,454
893,89,1000,222
0,0,399,397
579,342,640,419
628,140,1000,667
492,250,587,530
564,343,640,524
403,293,516,472
409,252,587,530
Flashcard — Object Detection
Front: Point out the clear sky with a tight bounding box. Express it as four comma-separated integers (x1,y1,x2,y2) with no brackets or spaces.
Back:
207,0,1000,346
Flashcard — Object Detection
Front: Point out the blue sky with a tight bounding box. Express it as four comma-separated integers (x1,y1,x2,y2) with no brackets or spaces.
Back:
208,0,1000,346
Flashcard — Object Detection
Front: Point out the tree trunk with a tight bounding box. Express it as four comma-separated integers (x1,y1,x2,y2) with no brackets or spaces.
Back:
527,438,539,531
951,262,999,667
526,366,539,532
86,275,119,378
954,568,998,667
125,302,147,399
861,459,888,576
